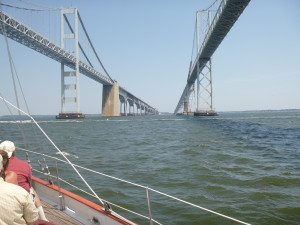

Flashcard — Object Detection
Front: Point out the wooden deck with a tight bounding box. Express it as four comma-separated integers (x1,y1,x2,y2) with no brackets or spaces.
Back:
41,200,84,225
32,176,134,225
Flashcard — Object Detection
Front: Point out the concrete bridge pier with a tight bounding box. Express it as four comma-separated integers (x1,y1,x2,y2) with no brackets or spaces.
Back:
103,89,157,116
135,102,141,116
127,98,134,116
102,82,120,117
123,100,128,116
141,105,145,115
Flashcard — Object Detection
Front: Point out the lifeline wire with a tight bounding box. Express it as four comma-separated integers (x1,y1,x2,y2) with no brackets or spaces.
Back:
19,145,251,225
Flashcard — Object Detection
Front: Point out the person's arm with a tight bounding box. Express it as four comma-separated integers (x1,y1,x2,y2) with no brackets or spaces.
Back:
26,221,38,225
5,171,18,185
23,193,39,224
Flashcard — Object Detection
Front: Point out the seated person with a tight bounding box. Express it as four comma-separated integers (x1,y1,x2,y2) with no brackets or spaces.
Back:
0,150,18,185
0,140,48,222
0,154,39,224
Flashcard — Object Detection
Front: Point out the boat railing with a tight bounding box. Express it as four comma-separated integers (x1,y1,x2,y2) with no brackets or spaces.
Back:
18,147,251,225
21,147,161,224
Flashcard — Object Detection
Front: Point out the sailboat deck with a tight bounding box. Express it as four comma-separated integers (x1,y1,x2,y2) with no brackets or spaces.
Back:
41,200,84,225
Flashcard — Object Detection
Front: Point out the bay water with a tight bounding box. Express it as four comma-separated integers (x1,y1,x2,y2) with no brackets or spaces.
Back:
0,110,299,224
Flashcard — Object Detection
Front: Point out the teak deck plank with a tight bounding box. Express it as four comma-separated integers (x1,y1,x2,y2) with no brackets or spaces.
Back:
41,200,84,225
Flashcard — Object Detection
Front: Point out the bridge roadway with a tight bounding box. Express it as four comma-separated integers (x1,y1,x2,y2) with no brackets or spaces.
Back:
174,0,250,114
0,10,157,115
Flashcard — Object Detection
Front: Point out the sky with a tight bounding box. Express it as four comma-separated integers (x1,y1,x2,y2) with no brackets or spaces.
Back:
0,0,300,115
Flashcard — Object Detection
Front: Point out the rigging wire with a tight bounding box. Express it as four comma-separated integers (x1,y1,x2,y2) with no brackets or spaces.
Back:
77,11,114,83
0,96,105,206
0,5,47,154
0,5,28,149
1,13,104,204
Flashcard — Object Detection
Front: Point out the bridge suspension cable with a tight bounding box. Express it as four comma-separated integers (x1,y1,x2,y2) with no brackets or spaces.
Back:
77,11,114,83
63,14,94,67
201,0,220,12
0,2,60,11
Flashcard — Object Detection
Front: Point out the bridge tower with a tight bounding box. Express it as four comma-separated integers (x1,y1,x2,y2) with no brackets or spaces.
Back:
57,8,84,119
194,9,217,116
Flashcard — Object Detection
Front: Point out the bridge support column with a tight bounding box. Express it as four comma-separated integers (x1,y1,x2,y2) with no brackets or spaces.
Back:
102,82,120,117
184,101,189,113
124,100,127,116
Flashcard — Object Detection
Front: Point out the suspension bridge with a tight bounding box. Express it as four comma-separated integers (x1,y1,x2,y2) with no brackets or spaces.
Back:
174,0,250,115
0,5,158,117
